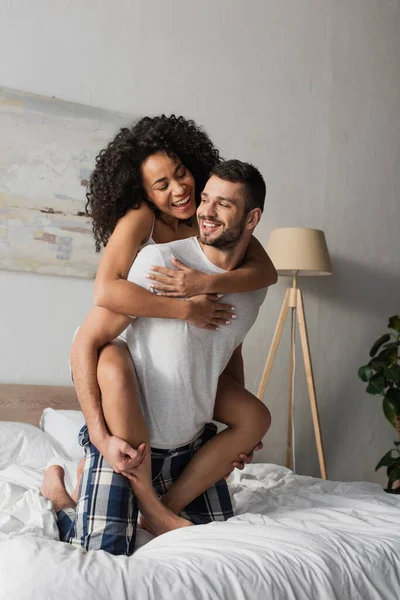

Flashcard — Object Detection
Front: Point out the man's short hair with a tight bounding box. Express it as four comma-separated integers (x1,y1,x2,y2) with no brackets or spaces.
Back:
210,159,266,213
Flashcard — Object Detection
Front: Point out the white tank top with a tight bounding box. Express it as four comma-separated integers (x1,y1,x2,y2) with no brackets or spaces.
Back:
140,215,156,250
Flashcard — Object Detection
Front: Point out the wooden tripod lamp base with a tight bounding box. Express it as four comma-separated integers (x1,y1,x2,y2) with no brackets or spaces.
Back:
257,282,327,479
259,228,332,481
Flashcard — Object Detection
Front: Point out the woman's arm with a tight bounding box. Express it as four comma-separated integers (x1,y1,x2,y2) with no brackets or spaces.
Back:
94,204,235,327
148,235,278,296
94,205,191,319
94,203,153,306
202,235,277,293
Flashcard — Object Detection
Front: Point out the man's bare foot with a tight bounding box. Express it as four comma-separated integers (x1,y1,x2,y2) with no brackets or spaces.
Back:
122,462,192,537
40,465,76,513
71,458,85,503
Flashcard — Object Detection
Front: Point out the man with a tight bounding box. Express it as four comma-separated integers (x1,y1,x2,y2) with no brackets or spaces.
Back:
41,160,272,555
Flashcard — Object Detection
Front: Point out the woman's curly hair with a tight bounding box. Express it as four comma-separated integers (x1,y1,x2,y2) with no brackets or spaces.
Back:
86,115,221,252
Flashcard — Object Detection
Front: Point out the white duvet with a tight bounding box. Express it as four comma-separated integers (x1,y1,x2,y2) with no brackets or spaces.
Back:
1,446,400,599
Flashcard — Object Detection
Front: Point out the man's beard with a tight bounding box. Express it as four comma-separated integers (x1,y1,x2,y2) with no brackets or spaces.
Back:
198,213,247,251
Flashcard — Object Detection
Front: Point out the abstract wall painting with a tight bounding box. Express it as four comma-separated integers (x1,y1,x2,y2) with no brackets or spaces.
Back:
0,87,133,278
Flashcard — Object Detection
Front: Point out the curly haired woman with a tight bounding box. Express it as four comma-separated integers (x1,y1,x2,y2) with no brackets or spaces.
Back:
59,116,277,548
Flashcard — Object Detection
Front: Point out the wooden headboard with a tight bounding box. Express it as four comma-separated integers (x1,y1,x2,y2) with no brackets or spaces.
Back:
0,384,80,427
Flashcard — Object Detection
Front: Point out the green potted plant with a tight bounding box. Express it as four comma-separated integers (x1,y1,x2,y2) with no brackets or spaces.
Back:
358,315,400,493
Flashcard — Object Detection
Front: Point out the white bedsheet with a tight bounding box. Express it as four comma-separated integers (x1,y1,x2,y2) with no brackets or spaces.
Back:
1,460,400,600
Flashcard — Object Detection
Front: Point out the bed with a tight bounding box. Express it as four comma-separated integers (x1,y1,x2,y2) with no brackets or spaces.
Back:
1,384,400,600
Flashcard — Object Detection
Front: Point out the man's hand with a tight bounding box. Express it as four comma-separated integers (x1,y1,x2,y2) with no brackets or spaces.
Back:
95,434,146,474
185,294,236,330
224,441,263,479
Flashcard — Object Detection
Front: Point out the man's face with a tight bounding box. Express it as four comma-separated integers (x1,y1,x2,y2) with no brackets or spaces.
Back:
197,176,248,250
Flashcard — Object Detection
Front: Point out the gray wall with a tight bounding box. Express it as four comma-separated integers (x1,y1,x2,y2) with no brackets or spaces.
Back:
0,0,399,484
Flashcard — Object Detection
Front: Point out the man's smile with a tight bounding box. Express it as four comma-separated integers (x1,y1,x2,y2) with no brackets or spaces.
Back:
199,218,224,232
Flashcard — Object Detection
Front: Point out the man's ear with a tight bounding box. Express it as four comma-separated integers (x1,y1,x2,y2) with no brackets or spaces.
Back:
246,208,262,230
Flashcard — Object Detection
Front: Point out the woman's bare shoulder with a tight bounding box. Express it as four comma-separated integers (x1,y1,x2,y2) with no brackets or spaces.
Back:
111,202,154,245
95,203,155,282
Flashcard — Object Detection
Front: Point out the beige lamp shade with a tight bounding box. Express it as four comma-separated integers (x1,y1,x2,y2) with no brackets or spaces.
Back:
266,228,332,276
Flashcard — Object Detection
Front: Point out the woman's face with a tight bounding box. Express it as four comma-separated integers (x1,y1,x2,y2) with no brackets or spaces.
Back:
141,152,196,219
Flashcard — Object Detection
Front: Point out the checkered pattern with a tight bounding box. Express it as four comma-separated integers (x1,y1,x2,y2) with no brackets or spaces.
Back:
57,423,233,556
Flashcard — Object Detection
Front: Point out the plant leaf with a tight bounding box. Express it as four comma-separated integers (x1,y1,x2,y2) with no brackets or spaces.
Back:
366,377,386,395
385,388,400,414
369,354,394,371
375,449,395,471
383,396,398,428
388,315,400,332
358,365,374,382
381,341,400,351
387,465,400,483
370,334,391,357
383,364,400,385
375,348,398,365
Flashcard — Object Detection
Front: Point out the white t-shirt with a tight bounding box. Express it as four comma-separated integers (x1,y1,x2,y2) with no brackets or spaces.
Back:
124,237,267,449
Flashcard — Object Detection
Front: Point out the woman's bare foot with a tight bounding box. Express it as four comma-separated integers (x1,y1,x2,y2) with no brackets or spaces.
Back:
122,462,192,536
138,513,157,536
40,465,76,513
71,458,85,503
136,487,192,536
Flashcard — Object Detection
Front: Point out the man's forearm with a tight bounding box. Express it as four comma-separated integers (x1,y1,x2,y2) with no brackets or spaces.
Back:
70,332,108,447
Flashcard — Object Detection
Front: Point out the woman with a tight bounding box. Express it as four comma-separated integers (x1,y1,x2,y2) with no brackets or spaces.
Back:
76,115,276,527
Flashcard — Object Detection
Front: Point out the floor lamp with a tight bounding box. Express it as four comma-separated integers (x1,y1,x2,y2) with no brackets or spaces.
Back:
257,228,332,480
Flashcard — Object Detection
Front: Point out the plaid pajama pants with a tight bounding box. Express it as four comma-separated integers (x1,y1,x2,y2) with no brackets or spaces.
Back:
57,423,233,556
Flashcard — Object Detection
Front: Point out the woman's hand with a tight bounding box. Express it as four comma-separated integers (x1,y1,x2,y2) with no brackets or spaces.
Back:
146,256,208,298
185,294,237,330
231,441,263,470
223,441,264,479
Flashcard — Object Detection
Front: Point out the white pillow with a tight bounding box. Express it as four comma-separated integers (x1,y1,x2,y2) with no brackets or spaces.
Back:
0,422,64,470
40,408,86,460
